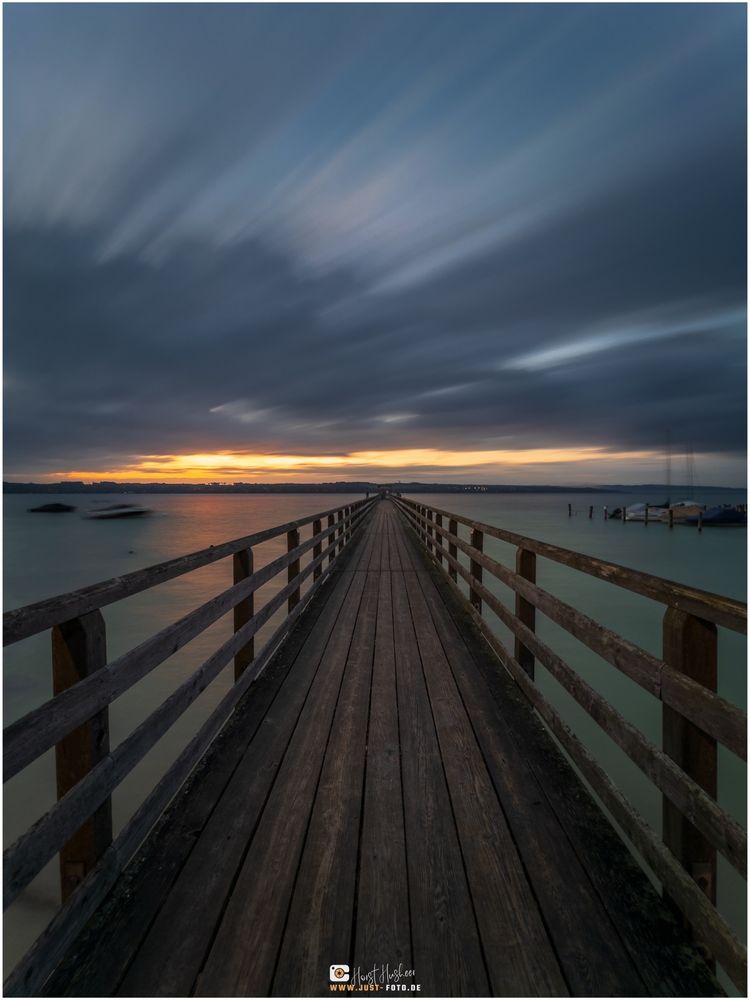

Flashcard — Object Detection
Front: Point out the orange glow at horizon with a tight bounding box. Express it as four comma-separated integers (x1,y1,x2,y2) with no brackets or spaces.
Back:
56,446,660,483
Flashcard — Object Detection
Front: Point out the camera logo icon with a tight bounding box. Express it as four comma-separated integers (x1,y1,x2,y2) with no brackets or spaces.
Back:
330,965,350,983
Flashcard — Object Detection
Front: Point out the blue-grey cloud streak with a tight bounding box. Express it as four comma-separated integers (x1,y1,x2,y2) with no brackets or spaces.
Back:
4,3,746,481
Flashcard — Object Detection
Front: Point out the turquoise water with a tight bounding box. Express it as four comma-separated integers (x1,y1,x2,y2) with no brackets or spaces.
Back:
3,489,747,977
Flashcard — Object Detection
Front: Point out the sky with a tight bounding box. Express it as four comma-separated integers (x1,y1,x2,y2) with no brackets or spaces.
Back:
3,3,747,486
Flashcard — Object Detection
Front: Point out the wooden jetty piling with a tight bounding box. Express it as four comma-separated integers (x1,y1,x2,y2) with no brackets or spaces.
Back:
3,495,746,997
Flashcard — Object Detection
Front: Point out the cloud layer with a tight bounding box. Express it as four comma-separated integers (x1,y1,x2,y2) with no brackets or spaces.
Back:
4,4,746,483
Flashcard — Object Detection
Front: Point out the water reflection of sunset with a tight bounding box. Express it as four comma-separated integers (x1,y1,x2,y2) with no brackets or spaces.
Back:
58,446,659,483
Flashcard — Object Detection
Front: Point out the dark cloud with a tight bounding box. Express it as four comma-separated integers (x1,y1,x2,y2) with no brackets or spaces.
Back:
3,4,746,481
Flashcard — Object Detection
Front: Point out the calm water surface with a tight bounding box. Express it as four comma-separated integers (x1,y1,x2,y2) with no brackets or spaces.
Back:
3,489,747,975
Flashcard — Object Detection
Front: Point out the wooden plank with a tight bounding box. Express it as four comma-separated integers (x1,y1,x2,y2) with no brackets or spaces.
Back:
43,569,338,997
193,571,369,996
9,543,357,997
401,568,568,996
390,570,489,996
115,569,367,997
418,553,725,996
404,546,649,995
273,571,379,995
353,570,411,972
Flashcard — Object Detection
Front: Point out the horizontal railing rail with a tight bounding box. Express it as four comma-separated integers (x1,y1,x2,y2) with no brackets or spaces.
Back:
393,495,747,992
3,496,376,996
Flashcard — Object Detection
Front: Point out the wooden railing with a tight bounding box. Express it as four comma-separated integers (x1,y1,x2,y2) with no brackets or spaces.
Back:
3,496,376,996
393,495,747,992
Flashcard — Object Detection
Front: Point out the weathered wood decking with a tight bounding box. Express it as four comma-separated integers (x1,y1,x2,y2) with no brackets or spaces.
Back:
43,502,720,997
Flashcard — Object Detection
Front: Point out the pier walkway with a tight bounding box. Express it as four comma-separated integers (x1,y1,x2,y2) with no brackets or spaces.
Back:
4,499,745,996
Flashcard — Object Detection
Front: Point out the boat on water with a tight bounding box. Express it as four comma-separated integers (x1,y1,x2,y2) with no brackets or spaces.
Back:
28,502,76,513
84,503,152,520
623,502,669,521
682,505,747,527
655,500,705,522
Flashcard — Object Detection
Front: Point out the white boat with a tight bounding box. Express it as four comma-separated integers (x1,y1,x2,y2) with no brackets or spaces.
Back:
85,503,151,520
624,502,668,521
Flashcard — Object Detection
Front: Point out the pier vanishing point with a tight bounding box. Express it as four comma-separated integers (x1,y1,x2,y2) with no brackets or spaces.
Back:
3,497,747,996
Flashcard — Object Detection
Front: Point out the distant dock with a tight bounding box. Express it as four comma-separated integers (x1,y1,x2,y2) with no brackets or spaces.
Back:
3,497,746,996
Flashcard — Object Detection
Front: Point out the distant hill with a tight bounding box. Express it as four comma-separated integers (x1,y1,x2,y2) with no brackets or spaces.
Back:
3,480,744,495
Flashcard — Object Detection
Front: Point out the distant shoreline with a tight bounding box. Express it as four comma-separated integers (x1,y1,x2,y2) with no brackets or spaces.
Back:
3,481,745,496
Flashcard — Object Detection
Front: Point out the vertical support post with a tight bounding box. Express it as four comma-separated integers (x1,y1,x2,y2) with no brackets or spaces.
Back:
427,508,434,553
337,509,344,554
698,511,703,533
448,519,458,583
604,506,608,521
52,611,112,902
668,508,674,529
327,513,336,565
662,609,717,941
233,548,255,681
435,513,443,565
644,503,649,525
568,503,572,517
313,519,322,581
287,527,300,613
514,548,536,678
469,528,483,614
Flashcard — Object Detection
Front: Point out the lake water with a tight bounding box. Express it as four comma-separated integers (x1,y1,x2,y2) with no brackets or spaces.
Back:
3,489,747,979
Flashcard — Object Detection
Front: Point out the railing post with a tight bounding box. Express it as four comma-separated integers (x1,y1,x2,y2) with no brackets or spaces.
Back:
337,509,344,554
448,519,458,582
288,528,301,613
52,611,112,902
469,528,483,614
346,505,352,542
662,608,718,936
313,520,322,581
435,513,443,565
514,548,536,678
427,508,434,553
328,514,336,565
233,548,254,681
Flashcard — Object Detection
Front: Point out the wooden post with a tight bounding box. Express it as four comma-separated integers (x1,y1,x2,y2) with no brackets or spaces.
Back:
448,519,458,583
588,505,593,519
662,608,717,944
233,548,254,681
337,509,344,554
427,508,434,553
435,513,443,565
568,503,572,517
287,528,300,613
312,519,322,581
469,528,483,614
645,503,649,525
327,514,336,565
668,508,674,529
52,611,112,902
698,511,703,533
514,548,536,678
345,505,352,543
604,506,608,521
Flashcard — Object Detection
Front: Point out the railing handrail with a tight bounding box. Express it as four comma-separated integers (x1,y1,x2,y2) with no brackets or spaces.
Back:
3,496,377,997
397,497,746,633
3,498,368,646
392,495,746,992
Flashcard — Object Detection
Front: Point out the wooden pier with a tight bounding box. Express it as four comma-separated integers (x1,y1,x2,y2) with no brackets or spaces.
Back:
3,498,746,996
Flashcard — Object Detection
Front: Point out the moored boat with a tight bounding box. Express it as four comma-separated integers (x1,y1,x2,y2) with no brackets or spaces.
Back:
28,503,76,513
84,503,152,519
682,505,747,527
